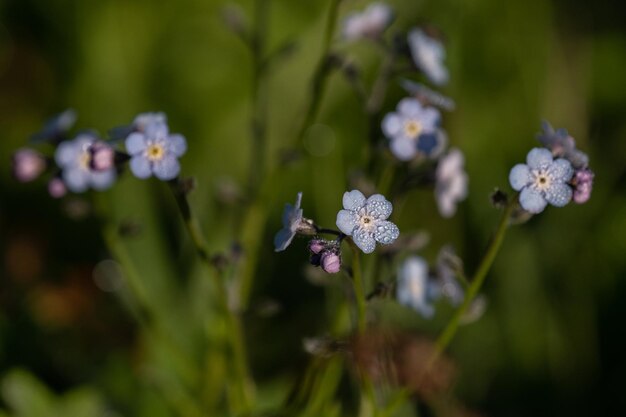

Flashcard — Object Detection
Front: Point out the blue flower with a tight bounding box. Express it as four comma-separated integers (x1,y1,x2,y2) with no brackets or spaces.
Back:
30,109,77,144
509,148,574,213
336,190,399,254
109,112,167,141
382,98,446,161
435,148,468,218
343,2,393,41
54,133,116,192
407,28,449,86
274,192,304,252
396,256,438,318
125,121,187,180
536,120,589,169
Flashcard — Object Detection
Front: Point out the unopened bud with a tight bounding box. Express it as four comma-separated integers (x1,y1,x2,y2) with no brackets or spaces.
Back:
12,148,46,182
48,178,67,198
321,251,341,274
89,142,115,171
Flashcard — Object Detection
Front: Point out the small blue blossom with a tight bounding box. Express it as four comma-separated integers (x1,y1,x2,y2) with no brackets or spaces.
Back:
382,98,446,161
396,256,439,318
55,133,116,192
30,109,77,144
509,147,574,213
342,2,393,41
435,148,468,218
537,120,589,169
274,192,305,252
109,112,167,141
407,28,449,86
125,121,187,181
336,190,399,254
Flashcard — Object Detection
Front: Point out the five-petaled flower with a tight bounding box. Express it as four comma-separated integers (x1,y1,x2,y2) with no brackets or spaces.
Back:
382,98,445,161
126,121,187,181
336,190,399,254
509,147,574,213
537,121,588,169
407,28,449,86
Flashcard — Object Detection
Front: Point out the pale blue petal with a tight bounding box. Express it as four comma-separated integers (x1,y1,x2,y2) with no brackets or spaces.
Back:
167,134,187,157
336,209,358,235
366,194,392,219
545,183,572,207
352,228,376,254
526,148,553,170
381,113,402,138
55,141,79,167
342,190,366,210
129,155,152,179
145,121,169,140
373,220,399,245
90,170,116,190
63,168,89,192
274,228,296,252
519,187,547,213
153,154,181,180
397,257,434,318
548,158,573,182
126,133,147,155
390,137,416,161
397,98,423,118
420,107,441,130
509,164,531,191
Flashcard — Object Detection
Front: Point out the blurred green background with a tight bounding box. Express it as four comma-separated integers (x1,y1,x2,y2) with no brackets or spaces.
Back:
1,0,625,416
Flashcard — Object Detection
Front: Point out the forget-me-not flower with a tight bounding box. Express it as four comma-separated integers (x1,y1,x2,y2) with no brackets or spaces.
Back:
274,192,316,252
55,133,117,192
109,112,167,141
343,2,393,41
382,98,445,161
537,121,588,169
336,190,399,254
435,148,468,218
125,121,187,180
396,256,438,318
509,148,574,213
407,28,449,86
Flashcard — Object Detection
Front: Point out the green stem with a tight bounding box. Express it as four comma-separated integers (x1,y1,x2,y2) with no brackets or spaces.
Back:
429,200,517,366
347,239,366,333
294,0,342,146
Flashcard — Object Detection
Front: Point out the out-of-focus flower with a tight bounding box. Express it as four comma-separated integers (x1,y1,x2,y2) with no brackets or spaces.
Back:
509,148,574,213
30,109,77,143
336,190,399,254
382,98,445,161
308,239,326,254
400,79,455,111
537,121,588,169
12,148,46,182
396,256,438,318
274,192,316,252
48,178,67,198
571,168,594,204
125,121,187,181
55,134,116,192
435,148,468,218
408,28,449,86
109,112,167,141
435,246,464,306
343,2,393,41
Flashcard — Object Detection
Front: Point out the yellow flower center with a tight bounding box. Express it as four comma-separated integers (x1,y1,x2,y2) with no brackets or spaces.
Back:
146,143,165,161
403,120,422,139
79,151,91,170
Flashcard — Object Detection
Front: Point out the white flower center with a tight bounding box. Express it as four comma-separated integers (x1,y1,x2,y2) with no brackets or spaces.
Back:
359,214,375,231
532,170,552,191
403,119,422,139
146,143,165,161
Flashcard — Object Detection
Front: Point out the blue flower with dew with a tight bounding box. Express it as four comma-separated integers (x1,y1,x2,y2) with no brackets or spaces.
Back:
342,2,393,41
382,98,445,161
126,121,187,181
435,148,468,218
407,28,449,86
336,190,399,254
55,133,117,192
537,121,588,169
509,148,574,214
396,256,439,318
274,192,309,252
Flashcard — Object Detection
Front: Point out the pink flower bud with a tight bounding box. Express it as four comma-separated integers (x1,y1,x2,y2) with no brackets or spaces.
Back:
12,148,46,182
308,239,326,254
89,142,115,171
48,178,67,198
320,251,341,274
572,168,594,204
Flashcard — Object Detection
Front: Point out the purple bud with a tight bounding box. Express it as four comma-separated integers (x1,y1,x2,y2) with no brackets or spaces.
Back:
308,239,326,254
12,148,46,182
48,178,67,198
89,142,115,171
320,251,341,274
572,168,594,204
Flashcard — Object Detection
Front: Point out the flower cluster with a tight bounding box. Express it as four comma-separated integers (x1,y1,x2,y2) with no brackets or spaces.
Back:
509,121,593,214
11,111,187,198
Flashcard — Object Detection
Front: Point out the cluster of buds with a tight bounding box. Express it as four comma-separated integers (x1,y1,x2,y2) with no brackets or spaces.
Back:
308,239,342,274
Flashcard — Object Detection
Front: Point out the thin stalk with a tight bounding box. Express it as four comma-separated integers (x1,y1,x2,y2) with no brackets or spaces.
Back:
427,199,517,367
347,238,366,333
